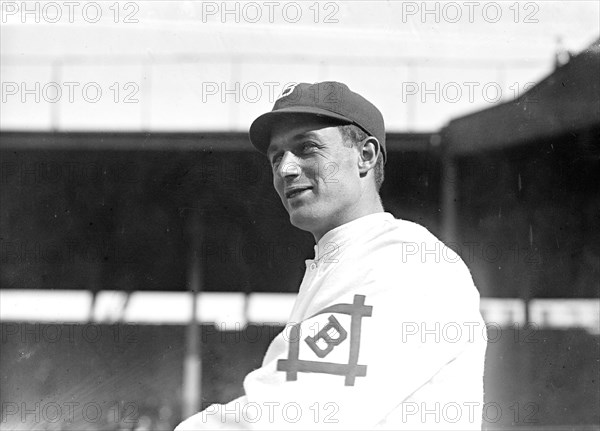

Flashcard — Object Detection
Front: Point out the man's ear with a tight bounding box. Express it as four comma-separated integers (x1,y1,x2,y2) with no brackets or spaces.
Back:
358,137,380,175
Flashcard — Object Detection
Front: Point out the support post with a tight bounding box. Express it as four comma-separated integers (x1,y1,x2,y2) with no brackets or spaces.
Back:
182,211,203,418
441,147,458,245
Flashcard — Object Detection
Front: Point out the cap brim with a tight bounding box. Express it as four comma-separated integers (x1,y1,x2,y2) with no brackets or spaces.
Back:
249,106,353,155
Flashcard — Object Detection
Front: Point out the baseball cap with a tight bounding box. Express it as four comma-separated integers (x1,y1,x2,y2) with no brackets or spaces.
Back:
249,81,386,163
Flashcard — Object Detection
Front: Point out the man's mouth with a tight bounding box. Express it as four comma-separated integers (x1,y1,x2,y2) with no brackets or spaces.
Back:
285,187,312,199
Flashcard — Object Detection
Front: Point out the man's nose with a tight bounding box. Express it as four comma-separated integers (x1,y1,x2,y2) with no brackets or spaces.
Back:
276,152,302,180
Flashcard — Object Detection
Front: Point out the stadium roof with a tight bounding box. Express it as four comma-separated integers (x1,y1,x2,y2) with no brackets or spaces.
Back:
444,38,600,155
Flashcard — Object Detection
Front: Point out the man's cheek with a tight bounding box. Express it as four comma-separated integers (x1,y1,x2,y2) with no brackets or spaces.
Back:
272,180,283,198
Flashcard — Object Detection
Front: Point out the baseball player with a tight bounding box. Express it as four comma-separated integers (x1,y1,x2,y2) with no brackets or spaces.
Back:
176,82,487,430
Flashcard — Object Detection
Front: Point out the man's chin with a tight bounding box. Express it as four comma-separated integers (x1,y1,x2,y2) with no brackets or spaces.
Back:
288,209,319,233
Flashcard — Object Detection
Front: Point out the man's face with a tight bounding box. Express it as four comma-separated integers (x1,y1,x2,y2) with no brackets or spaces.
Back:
267,117,362,240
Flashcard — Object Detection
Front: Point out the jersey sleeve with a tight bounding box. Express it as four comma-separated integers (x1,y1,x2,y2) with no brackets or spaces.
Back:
176,247,486,430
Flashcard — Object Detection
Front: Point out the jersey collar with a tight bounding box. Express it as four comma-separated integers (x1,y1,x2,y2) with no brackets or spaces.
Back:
312,212,395,264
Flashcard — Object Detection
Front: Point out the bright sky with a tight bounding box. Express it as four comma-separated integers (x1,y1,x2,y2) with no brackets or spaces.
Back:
1,1,599,132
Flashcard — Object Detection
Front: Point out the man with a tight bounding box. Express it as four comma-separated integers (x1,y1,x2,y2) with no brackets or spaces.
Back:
176,82,487,430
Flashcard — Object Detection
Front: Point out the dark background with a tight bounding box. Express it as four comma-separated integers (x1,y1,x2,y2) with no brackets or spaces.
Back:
1,129,598,299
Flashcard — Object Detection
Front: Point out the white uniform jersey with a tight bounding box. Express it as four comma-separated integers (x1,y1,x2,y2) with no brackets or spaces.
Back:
176,212,487,430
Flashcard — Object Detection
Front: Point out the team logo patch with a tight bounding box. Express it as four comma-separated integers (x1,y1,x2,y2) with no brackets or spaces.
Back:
277,294,372,386
305,315,347,358
279,83,297,98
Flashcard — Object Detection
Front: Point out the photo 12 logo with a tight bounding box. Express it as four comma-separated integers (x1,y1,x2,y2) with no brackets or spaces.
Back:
401,401,539,424
400,2,540,24
1,401,139,425
198,1,340,24
401,81,538,104
1,1,140,24
2,82,140,104
1,323,139,344
200,401,339,424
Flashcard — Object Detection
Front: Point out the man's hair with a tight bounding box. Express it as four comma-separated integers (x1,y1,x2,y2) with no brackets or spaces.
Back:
338,124,385,191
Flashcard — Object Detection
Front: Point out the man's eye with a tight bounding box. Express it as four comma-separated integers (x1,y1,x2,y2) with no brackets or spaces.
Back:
301,142,318,153
271,155,282,167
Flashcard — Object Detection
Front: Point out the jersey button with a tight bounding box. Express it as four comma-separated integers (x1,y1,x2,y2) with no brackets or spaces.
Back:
310,263,317,270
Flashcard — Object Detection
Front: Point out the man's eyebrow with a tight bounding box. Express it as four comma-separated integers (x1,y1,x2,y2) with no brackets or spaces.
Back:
267,132,319,158
266,145,278,159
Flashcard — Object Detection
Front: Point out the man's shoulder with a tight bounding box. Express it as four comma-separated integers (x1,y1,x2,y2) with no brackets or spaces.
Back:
366,216,457,259
381,216,439,242
360,216,478,292
174,412,202,431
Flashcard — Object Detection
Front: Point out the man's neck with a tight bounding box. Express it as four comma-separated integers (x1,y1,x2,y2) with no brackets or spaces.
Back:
313,198,384,243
